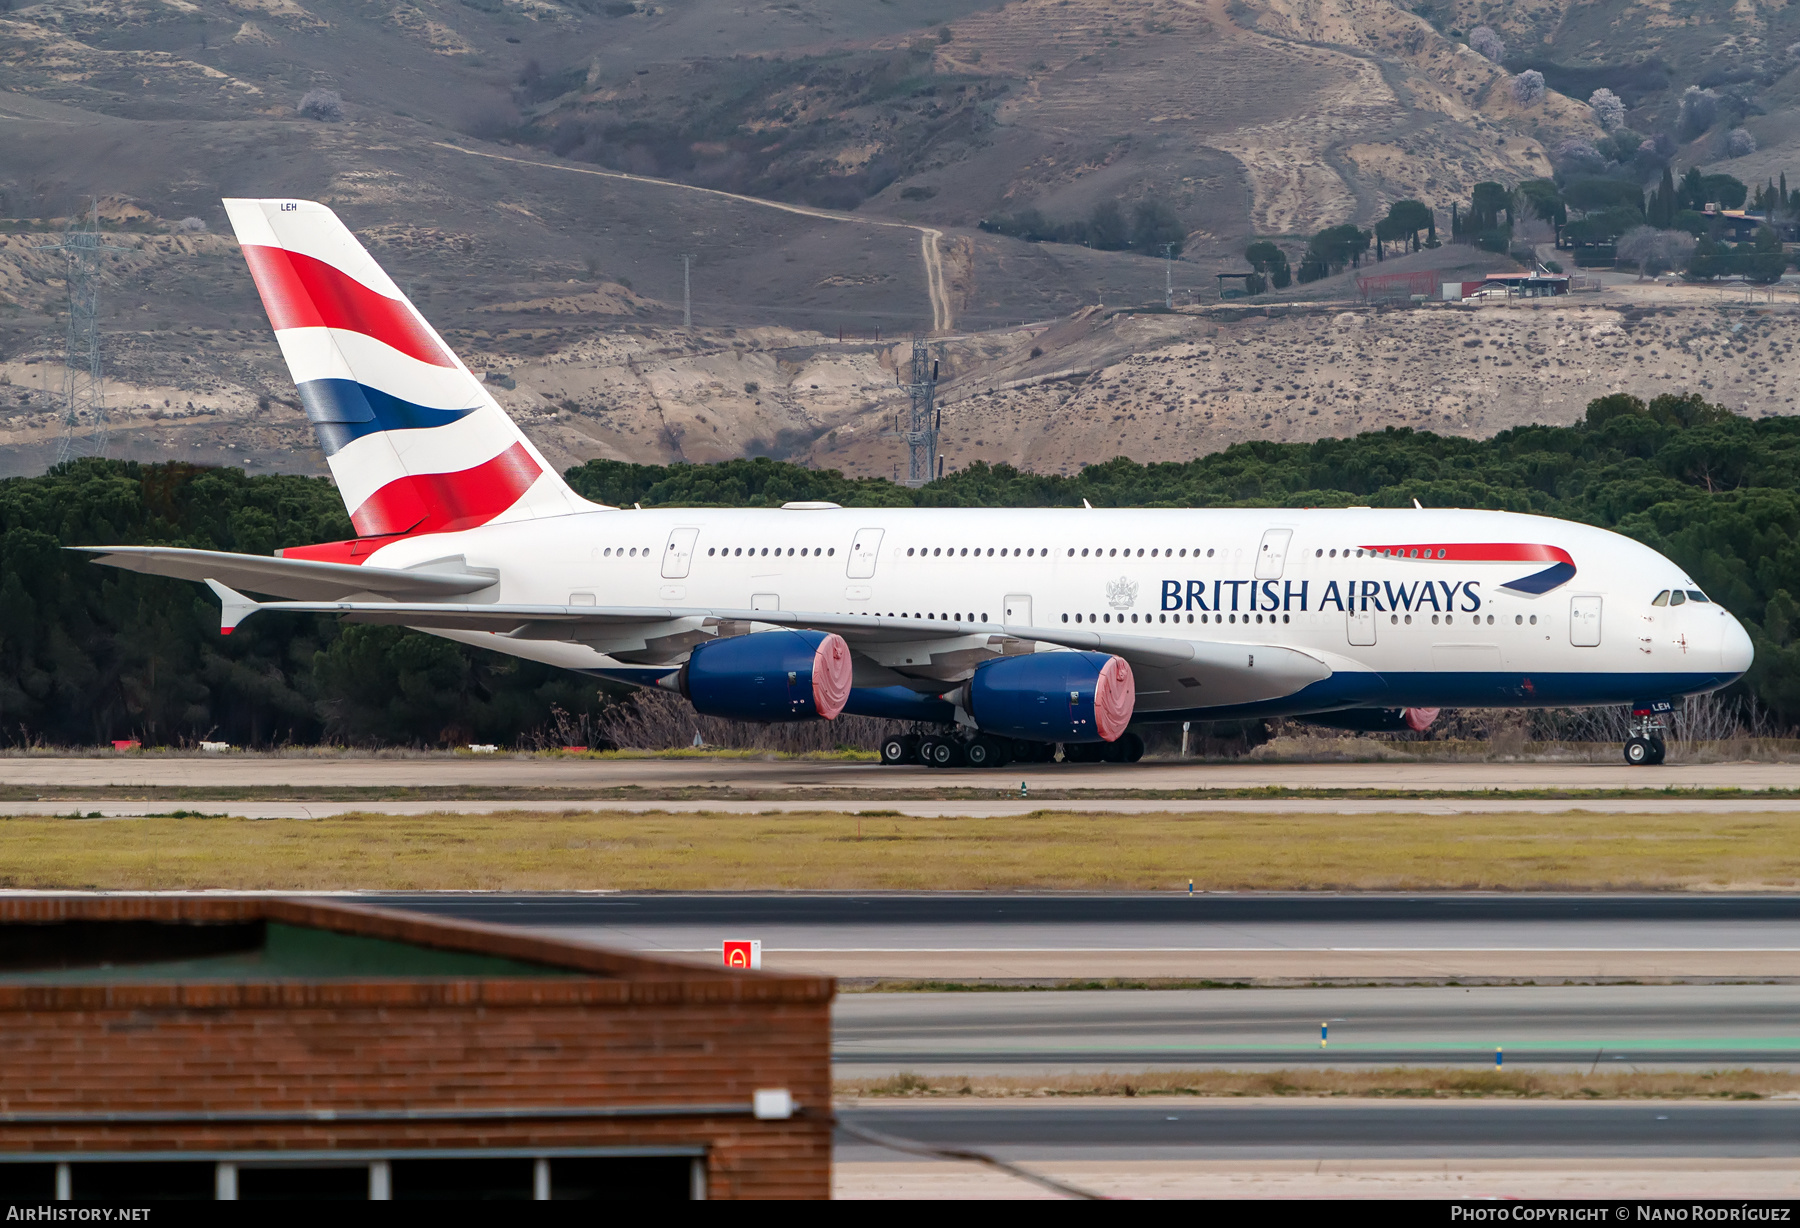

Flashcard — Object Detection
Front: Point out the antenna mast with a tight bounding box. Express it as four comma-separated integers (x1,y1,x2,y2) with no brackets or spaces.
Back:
903,338,938,488
41,200,124,466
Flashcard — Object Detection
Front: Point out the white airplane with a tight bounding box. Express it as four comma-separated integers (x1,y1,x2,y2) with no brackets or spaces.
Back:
82,200,1753,768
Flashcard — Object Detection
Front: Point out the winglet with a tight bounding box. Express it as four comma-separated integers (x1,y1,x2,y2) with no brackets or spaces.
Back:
204,580,260,635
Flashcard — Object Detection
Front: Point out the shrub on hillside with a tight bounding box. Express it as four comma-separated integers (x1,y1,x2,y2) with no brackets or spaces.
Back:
1679,86,1719,140
1588,88,1626,132
1469,26,1504,63
1510,70,1546,107
1727,128,1758,158
297,88,343,122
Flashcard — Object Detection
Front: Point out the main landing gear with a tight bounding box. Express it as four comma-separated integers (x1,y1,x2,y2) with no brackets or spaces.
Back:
879,731,1146,768
1623,702,1669,767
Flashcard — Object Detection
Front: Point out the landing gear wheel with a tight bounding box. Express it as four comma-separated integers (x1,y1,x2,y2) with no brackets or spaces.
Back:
920,736,964,768
880,734,919,766
965,735,1011,769
1119,731,1145,763
1062,741,1103,764
1648,735,1667,766
1624,736,1653,766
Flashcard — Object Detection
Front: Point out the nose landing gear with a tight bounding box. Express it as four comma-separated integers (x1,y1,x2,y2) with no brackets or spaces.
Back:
1623,701,1671,766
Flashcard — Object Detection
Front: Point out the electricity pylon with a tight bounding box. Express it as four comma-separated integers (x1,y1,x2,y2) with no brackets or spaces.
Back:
903,338,938,488
41,201,126,466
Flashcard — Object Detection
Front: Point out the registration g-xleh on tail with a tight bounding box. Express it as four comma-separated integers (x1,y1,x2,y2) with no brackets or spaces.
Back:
80,199,1754,769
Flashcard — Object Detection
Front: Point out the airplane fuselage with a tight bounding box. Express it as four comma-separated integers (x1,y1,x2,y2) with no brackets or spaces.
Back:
339,503,1752,723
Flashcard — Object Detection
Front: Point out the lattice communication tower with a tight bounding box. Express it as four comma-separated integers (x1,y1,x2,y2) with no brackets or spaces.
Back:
42,203,124,466
903,338,939,488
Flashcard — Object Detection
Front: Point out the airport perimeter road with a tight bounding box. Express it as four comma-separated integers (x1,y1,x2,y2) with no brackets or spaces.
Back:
374,893,1800,980
831,984,1800,1072
8,756,1800,793
831,1101,1800,1199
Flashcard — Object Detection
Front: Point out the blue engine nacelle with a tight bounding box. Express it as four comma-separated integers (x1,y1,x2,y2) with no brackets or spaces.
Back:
966,651,1135,743
678,629,853,723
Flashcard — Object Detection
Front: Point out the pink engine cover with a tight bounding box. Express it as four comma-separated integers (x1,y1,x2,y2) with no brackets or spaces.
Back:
1094,655,1136,742
1403,707,1441,732
811,633,853,720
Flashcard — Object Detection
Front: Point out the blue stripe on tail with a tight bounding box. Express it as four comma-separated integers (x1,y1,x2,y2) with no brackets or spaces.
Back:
295,378,477,456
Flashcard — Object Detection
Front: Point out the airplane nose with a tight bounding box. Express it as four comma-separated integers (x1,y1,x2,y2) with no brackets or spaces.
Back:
1720,610,1755,676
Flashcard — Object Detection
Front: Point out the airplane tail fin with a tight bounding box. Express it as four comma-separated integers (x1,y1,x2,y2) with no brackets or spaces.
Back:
223,198,591,539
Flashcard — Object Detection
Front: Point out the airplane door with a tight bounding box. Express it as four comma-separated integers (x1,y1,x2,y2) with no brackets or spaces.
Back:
661,527,699,579
1347,605,1377,646
1570,595,1602,647
1255,528,1293,580
1004,594,1033,627
847,528,884,579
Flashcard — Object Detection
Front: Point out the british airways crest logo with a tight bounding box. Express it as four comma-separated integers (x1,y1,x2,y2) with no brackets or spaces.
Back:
1106,576,1139,609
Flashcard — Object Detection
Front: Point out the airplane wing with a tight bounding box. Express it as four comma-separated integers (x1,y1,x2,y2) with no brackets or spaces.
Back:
77,546,497,601
199,583,1332,705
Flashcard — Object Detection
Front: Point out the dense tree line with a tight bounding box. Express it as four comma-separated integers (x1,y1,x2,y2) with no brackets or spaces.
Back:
4,391,1798,745
977,199,1187,256
0,463,608,747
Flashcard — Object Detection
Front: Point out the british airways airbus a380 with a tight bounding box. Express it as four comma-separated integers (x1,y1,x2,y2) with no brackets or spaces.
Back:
81,200,1753,768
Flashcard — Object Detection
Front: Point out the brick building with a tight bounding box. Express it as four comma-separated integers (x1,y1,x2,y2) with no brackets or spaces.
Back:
0,896,833,1201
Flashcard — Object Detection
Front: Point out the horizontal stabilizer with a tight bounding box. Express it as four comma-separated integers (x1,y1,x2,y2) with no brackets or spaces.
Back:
204,580,260,635
76,546,497,602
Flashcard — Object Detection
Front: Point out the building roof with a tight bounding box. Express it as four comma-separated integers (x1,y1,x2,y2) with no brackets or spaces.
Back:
0,895,832,1010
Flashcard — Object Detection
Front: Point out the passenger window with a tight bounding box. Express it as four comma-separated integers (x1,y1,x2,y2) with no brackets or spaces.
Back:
1687,590,1710,603
1669,591,1686,606
1652,591,1669,606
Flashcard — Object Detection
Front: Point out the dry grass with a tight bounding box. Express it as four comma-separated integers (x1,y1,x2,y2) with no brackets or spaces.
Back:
836,1068,1800,1101
4,809,1800,891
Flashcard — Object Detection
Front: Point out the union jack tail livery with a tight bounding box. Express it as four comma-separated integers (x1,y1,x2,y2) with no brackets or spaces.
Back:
224,199,591,541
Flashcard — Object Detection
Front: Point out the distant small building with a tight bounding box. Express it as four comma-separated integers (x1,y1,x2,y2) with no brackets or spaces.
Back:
1216,272,1260,299
1704,208,1800,243
1441,271,1571,301
0,896,832,1201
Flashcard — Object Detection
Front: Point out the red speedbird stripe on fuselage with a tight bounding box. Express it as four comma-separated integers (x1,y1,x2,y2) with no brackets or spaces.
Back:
240,245,454,369
1358,542,1574,565
347,442,542,537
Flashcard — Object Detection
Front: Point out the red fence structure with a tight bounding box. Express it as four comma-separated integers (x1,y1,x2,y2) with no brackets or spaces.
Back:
1356,269,1442,306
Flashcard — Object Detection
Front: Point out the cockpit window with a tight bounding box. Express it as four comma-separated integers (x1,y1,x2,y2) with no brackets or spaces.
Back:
1687,590,1711,603
1652,590,1670,606
1669,590,1687,606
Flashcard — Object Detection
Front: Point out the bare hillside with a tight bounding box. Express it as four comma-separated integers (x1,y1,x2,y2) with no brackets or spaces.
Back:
0,0,1797,482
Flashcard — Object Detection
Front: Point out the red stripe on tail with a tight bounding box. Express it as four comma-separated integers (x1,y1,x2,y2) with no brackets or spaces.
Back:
348,442,542,537
240,245,454,369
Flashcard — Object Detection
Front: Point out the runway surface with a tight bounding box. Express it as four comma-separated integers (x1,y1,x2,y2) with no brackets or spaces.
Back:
16,797,1800,817
6,756,1800,793
832,985,1800,1072
376,893,1800,981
